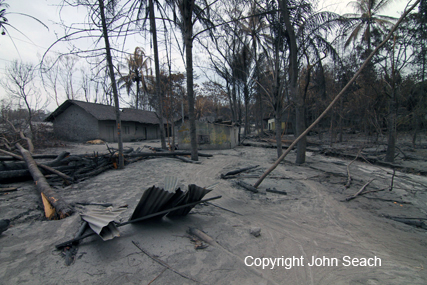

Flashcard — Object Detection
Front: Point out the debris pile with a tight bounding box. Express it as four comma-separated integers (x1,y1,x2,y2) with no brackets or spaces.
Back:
56,178,219,250
0,146,213,185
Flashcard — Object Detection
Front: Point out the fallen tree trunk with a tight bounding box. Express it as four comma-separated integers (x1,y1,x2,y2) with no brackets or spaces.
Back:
235,181,259,193
222,165,259,178
16,143,73,219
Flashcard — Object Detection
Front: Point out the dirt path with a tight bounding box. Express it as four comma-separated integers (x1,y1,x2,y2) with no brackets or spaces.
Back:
1,141,426,284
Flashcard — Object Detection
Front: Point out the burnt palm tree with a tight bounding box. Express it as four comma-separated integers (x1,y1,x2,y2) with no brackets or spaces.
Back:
343,0,396,51
164,0,215,161
118,47,151,109
239,2,267,133
278,0,341,164
130,0,168,149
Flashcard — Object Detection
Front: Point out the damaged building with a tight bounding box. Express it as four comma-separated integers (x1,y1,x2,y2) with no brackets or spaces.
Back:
45,100,165,142
176,120,239,150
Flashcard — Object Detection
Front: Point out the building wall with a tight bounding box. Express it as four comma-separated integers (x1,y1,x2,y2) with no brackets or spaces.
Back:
99,121,160,142
177,121,238,150
267,118,294,134
146,124,159,140
53,105,99,142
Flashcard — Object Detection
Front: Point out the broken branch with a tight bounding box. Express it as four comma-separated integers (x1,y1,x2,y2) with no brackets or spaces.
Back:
344,178,375,202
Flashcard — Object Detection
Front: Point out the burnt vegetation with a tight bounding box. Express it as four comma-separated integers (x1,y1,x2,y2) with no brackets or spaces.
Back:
0,0,426,167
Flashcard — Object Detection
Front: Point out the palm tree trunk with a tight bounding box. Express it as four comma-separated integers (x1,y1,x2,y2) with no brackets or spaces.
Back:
149,0,167,149
135,71,140,109
183,3,198,161
148,0,166,149
98,0,124,169
280,0,304,164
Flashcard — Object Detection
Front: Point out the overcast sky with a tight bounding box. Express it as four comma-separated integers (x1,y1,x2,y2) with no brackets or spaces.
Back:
0,0,414,112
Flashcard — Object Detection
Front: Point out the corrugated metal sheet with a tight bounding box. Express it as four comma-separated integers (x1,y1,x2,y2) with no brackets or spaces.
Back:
164,176,178,192
81,208,126,241
129,186,177,221
129,177,211,221
167,185,212,217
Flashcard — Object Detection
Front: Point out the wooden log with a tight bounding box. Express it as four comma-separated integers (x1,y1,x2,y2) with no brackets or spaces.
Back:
16,143,73,219
175,156,202,164
0,165,76,182
0,187,18,193
0,150,70,171
0,149,73,183
188,227,218,246
0,154,61,161
222,165,259,178
0,169,32,181
124,151,213,158
385,215,427,221
74,164,112,180
64,221,88,266
388,217,427,229
235,180,259,193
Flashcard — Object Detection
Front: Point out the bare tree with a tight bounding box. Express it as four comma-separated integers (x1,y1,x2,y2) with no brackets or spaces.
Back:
98,0,124,169
2,61,46,139
58,55,80,100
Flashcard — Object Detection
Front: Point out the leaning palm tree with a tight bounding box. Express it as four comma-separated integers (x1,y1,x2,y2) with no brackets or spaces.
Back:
343,0,396,51
118,47,151,109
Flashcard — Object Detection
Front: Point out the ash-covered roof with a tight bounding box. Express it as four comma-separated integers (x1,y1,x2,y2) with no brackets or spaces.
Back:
45,100,162,125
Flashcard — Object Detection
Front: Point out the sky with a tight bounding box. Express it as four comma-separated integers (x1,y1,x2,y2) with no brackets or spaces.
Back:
0,0,415,112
